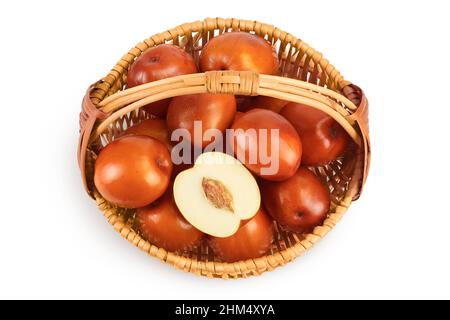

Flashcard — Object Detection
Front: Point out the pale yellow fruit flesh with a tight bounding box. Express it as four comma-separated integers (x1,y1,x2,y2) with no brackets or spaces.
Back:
173,152,261,238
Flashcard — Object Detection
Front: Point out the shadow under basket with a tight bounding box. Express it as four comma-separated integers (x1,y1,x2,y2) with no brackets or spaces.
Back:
77,17,371,279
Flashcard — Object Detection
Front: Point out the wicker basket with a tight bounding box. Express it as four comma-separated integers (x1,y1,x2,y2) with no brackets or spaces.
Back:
77,17,370,279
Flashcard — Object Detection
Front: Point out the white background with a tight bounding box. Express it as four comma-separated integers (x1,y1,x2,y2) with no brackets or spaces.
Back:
1,0,449,300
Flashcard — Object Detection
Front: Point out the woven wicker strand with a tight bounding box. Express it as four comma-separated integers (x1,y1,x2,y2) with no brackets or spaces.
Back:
78,18,370,279
94,72,360,146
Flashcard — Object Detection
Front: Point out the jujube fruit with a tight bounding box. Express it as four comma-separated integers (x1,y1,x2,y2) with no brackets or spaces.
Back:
94,135,172,208
136,189,204,252
200,32,279,75
167,93,236,149
231,108,302,181
126,44,198,117
208,207,274,262
247,96,289,113
173,152,261,238
281,103,350,166
261,167,330,233
123,119,172,150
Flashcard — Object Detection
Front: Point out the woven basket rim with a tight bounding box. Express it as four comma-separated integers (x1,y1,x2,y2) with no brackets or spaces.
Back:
79,17,369,279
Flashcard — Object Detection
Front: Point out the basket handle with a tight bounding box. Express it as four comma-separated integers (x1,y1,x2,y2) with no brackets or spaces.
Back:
342,83,371,200
78,73,370,200
77,83,110,196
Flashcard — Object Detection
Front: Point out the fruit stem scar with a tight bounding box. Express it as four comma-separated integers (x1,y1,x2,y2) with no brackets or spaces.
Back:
202,177,234,213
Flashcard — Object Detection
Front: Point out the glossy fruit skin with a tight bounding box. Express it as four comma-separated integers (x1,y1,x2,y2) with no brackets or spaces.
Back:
94,136,173,208
122,119,172,150
261,167,330,233
238,96,288,113
281,103,350,166
123,119,191,178
231,108,302,181
208,207,274,262
224,112,245,158
136,189,204,252
126,44,198,117
246,96,289,113
233,111,245,123
167,93,236,148
236,96,253,112
200,32,279,75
